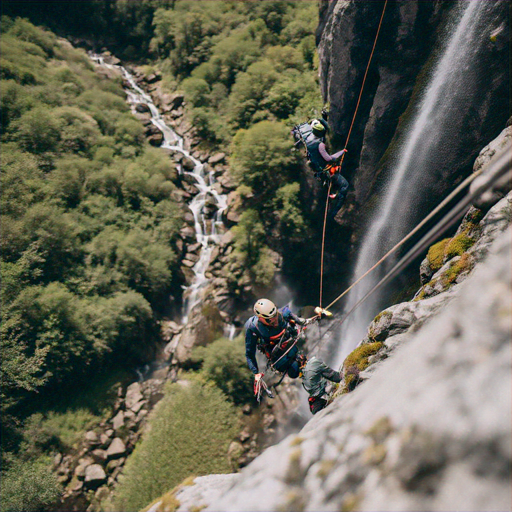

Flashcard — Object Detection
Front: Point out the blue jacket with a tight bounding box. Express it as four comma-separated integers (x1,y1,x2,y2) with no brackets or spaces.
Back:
245,306,300,374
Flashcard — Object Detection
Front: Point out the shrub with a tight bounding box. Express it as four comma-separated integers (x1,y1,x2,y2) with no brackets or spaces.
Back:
194,336,253,405
0,457,60,512
112,381,237,512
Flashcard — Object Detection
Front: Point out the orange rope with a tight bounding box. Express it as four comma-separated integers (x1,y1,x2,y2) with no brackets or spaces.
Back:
318,0,388,307
319,181,331,307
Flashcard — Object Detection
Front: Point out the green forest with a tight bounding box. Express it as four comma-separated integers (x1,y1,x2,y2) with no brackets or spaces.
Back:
1,2,325,510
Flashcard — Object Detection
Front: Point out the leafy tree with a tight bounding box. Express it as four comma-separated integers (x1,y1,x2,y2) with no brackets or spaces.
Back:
8,106,61,154
230,120,299,200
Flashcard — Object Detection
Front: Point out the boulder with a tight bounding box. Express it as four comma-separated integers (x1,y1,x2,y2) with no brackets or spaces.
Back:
125,382,144,409
147,132,164,147
130,400,146,414
209,152,226,165
112,411,124,431
91,449,107,464
470,125,512,210
146,73,162,84
84,431,100,447
84,464,106,489
135,103,150,114
106,438,126,460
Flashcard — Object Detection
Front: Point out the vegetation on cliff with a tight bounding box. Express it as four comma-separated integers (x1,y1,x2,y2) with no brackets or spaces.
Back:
0,17,184,502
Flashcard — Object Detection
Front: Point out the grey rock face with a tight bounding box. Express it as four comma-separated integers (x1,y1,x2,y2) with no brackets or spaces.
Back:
471,125,512,211
201,227,511,511
314,0,510,285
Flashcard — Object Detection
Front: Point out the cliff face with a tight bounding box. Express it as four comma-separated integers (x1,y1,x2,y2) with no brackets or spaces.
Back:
314,0,510,286
143,128,511,512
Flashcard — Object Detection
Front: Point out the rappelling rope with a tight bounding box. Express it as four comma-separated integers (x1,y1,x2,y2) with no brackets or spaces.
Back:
319,181,331,308
319,0,388,307
310,153,510,356
324,168,483,311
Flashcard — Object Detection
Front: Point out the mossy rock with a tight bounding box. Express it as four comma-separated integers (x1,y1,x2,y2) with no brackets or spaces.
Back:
426,238,450,272
444,230,475,260
343,342,384,373
373,310,392,324
445,253,473,284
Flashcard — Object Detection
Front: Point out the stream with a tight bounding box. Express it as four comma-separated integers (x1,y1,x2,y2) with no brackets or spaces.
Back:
91,54,230,374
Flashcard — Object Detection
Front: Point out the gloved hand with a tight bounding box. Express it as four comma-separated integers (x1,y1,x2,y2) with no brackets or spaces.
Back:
321,108,329,120
253,373,264,396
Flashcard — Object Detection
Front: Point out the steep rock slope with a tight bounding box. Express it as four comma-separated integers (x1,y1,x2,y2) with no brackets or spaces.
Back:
201,203,511,512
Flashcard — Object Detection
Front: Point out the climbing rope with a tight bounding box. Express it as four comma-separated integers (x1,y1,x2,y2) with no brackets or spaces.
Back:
319,0,388,307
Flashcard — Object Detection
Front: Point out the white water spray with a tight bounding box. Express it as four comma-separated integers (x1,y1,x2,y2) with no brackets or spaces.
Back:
333,0,491,366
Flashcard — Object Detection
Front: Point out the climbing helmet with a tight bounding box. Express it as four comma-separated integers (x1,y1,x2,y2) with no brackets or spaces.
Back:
310,119,326,134
254,299,278,324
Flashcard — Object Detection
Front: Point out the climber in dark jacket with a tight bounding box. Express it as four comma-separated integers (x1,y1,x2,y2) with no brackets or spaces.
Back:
292,114,349,220
245,299,307,387
298,355,342,414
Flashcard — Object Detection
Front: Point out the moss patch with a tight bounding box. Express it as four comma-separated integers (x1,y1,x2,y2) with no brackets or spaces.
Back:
343,342,384,373
373,310,392,324
426,238,450,272
316,459,336,479
444,230,475,260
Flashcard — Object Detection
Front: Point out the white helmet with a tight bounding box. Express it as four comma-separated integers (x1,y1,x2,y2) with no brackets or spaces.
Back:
254,299,277,319
310,119,326,134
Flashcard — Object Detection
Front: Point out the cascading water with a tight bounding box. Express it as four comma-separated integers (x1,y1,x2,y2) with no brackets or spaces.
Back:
332,0,494,366
91,56,227,329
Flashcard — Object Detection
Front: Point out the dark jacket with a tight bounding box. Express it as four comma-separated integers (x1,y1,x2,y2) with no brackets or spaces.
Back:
244,306,302,374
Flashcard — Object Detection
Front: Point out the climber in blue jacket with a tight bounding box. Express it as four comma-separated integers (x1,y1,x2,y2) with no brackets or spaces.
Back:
244,299,307,389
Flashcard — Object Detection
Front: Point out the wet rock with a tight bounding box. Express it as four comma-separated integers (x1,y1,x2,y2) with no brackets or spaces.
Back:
182,156,196,172
147,132,164,147
106,438,126,460
84,464,106,489
135,103,150,114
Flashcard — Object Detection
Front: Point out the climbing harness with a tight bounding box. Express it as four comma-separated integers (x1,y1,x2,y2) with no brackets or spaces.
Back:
319,0,388,307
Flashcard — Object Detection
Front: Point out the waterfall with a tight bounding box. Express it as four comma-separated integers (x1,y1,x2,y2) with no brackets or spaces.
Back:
91,55,228,326
332,0,493,366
